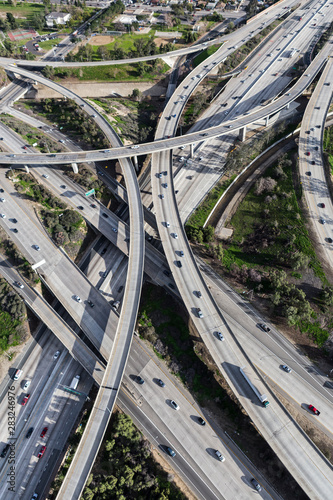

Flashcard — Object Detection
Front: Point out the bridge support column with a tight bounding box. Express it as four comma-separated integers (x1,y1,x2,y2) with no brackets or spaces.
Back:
265,116,269,127
239,126,247,142
190,143,194,158
24,165,29,174
133,155,138,172
71,163,78,174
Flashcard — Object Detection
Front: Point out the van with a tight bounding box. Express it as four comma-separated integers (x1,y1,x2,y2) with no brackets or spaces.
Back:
14,369,23,381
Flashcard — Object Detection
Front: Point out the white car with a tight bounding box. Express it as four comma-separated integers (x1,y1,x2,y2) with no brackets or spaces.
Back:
23,380,31,390
170,400,179,410
42,174,49,179
216,331,225,341
0,198,5,202
165,222,170,227
131,145,140,149
173,233,178,239
54,350,61,360
215,450,225,462
0,214,5,218
73,295,82,303
33,245,40,251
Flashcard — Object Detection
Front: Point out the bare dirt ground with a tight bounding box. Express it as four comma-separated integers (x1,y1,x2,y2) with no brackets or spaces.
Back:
89,35,115,46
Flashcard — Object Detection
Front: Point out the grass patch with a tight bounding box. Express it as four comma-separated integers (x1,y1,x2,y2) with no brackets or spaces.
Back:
187,176,236,229
38,38,61,51
193,43,220,67
53,60,169,82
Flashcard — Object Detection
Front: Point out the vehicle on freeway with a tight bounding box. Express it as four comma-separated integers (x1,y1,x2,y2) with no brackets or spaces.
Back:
112,227,118,233
87,300,94,308
131,145,140,149
327,238,333,243
112,300,120,310
166,446,176,457
73,295,82,303
196,291,202,298
23,380,31,390
31,493,38,500
91,203,97,208
33,245,40,251
178,250,184,257
22,394,30,406
53,350,61,360
320,203,325,208
175,261,182,268
77,206,84,210
308,404,320,415
197,308,203,318
12,228,18,233
26,427,34,439
172,233,178,239
158,173,162,178
101,248,107,255
215,450,225,462
306,172,311,176
38,446,46,459
1,444,10,458
163,269,171,277
216,331,225,341
170,400,179,410
251,478,262,492
258,323,270,333
42,174,49,179
160,194,164,199
136,376,144,385
102,213,108,218
168,283,175,289
306,152,310,156
157,379,165,387
281,365,291,373
163,183,168,188
0,214,5,218
0,198,5,202
165,222,170,227
40,427,48,438
14,282,24,289
0,188,4,192
198,417,206,425
14,369,22,380
320,218,326,224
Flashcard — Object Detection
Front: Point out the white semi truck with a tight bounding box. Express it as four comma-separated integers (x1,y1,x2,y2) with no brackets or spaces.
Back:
69,375,80,390
239,367,269,407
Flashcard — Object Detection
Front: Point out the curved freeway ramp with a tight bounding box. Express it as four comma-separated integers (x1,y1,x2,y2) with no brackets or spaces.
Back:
298,57,333,270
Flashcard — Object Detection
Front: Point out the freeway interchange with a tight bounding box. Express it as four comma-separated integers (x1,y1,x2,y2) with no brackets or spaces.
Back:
0,0,333,498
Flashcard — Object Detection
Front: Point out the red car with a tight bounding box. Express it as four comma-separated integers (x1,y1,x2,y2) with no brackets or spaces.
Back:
306,152,310,156
38,446,46,459
309,404,320,416
40,427,48,438
22,394,30,406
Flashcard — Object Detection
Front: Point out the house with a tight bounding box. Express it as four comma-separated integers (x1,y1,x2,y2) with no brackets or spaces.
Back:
45,12,71,27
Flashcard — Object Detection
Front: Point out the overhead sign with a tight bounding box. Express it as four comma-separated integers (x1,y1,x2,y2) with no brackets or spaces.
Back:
85,188,95,197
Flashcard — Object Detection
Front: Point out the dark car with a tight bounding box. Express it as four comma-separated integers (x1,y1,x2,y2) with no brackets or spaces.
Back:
198,417,206,425
22,394,30,406
26,427,34,438
87,300,94,308
168,283,175,289
102,213,108,218
77,206,84,210
196,291,202,298
91,204,97,208
38,446,46,459
306,152,310,156
1,444,10,458
12,218,17,223
12,228,18,233
136,376,144,385
163,270,171,277
320,203,325,208
311,160,316,165
306,171,312,176
258,323,271,333
40,427,48,438
0,188,4,193
60,185,66,189
118,285,124,293
166,446,176,457
157,379,165,387
175,260,182,268
101,248,107,255
327,238,333,243
308,404,320,415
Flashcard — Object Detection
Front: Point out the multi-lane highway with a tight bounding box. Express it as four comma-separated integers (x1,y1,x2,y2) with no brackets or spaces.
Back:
1,0,333,498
